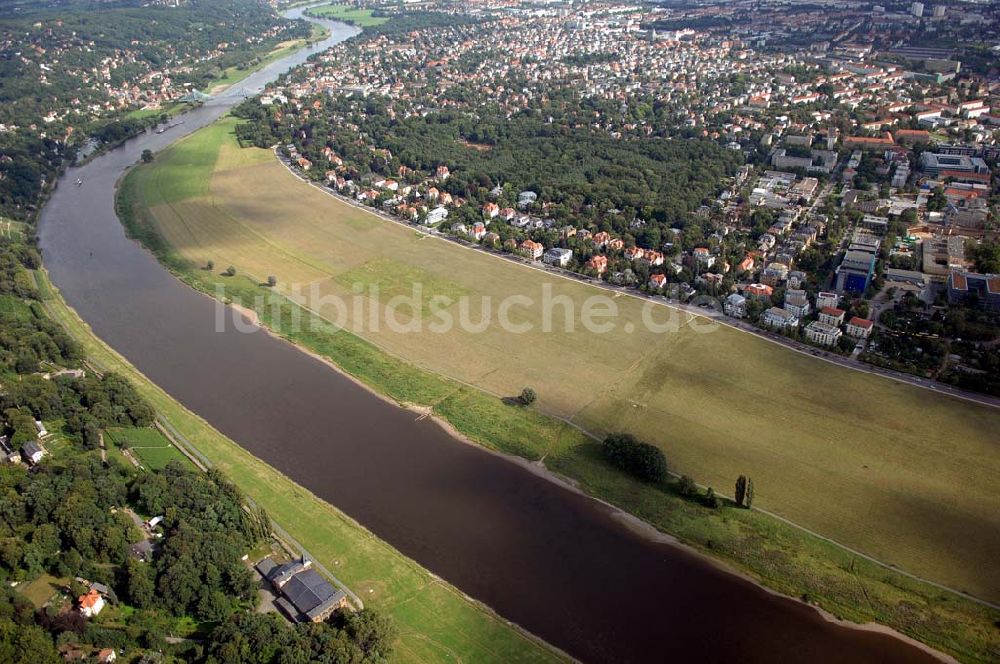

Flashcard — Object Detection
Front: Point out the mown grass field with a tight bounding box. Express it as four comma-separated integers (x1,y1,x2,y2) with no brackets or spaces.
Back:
37,271,567,664
306,4,387,27
124,119,1000,607
18,573,66,609
105,426,190,470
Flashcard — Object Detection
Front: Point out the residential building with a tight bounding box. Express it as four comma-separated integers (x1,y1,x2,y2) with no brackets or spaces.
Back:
648,273,667,290
761,262,789,286
21,441,46,466
724,293,747,318
78,590,105,618
745,283,774,300
816,291,840,309
519,240,544,260
818,307,846,326
845,317,874,338
586,255,608,274
784,289,810,318
762,307,799,330
804,320,843,346
787,270,807,289
425,207,448,225
543,247,573,267
693,247,716,268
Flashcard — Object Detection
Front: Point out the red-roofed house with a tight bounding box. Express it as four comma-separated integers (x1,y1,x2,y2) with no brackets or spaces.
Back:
893,129,931,145
818,306,846,326
519,240,544,260
586,255,608,275
744,283,773,300
78,589,105,617
844,133,894,150
845,317,874,338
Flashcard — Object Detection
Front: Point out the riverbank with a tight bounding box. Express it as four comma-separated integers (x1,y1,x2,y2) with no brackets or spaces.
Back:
126,117,1000,607
205,21,331,95
115,127,1000,662
33,268,570,664
303,4,387,27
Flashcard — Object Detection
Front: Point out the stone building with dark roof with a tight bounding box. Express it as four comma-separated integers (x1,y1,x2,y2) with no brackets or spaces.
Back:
257,556,348,623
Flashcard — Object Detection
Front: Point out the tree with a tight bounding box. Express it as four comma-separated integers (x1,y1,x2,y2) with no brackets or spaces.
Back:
126,559,155,608
205,260,215,271
735,475,747,507
224,266,236,277
676,475,698,498
267,275,277,287
703,487,720,509
602,433,668,482
735,475,754,508
141,149,154,163
343,609,397,660
519,387,537,405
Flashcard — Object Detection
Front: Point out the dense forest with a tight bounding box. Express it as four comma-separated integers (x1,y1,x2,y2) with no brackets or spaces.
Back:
234,95,743,241
0,0,308,222
0,235,395,659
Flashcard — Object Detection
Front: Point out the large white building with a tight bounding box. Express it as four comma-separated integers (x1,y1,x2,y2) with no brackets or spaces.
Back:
543,247,573,267
762,307,799,330
724,293,747,318
804,321,843,346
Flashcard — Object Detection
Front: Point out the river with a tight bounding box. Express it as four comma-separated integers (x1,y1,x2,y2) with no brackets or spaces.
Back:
36,7,940,663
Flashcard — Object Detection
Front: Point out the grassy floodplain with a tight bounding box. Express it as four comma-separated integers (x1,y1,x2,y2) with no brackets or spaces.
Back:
305,3,388,27
204,22,331,95
115,119,1000,661
36,270,567,664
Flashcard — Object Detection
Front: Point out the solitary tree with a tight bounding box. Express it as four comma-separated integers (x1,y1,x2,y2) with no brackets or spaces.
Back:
519,387,537,405
703,487,720,509
205,260,214,271
744,477,754,509
224,265,236,277
267,275,277,287
141,149,154,163
735,475,746,506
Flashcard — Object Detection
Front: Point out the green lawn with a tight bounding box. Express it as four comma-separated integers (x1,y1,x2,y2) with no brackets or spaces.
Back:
105,426,191,470
124,102,183,122
0,294,34,321
306,4,387,27
18,574,66,609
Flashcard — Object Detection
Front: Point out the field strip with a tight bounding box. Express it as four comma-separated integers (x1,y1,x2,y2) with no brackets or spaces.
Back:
272,153,1000,411
229,273,1000,611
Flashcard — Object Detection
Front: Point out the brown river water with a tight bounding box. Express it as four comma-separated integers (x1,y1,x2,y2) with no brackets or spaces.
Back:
36,9,942,663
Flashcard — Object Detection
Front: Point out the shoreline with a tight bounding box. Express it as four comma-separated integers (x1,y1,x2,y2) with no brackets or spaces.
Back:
216,298,956,663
